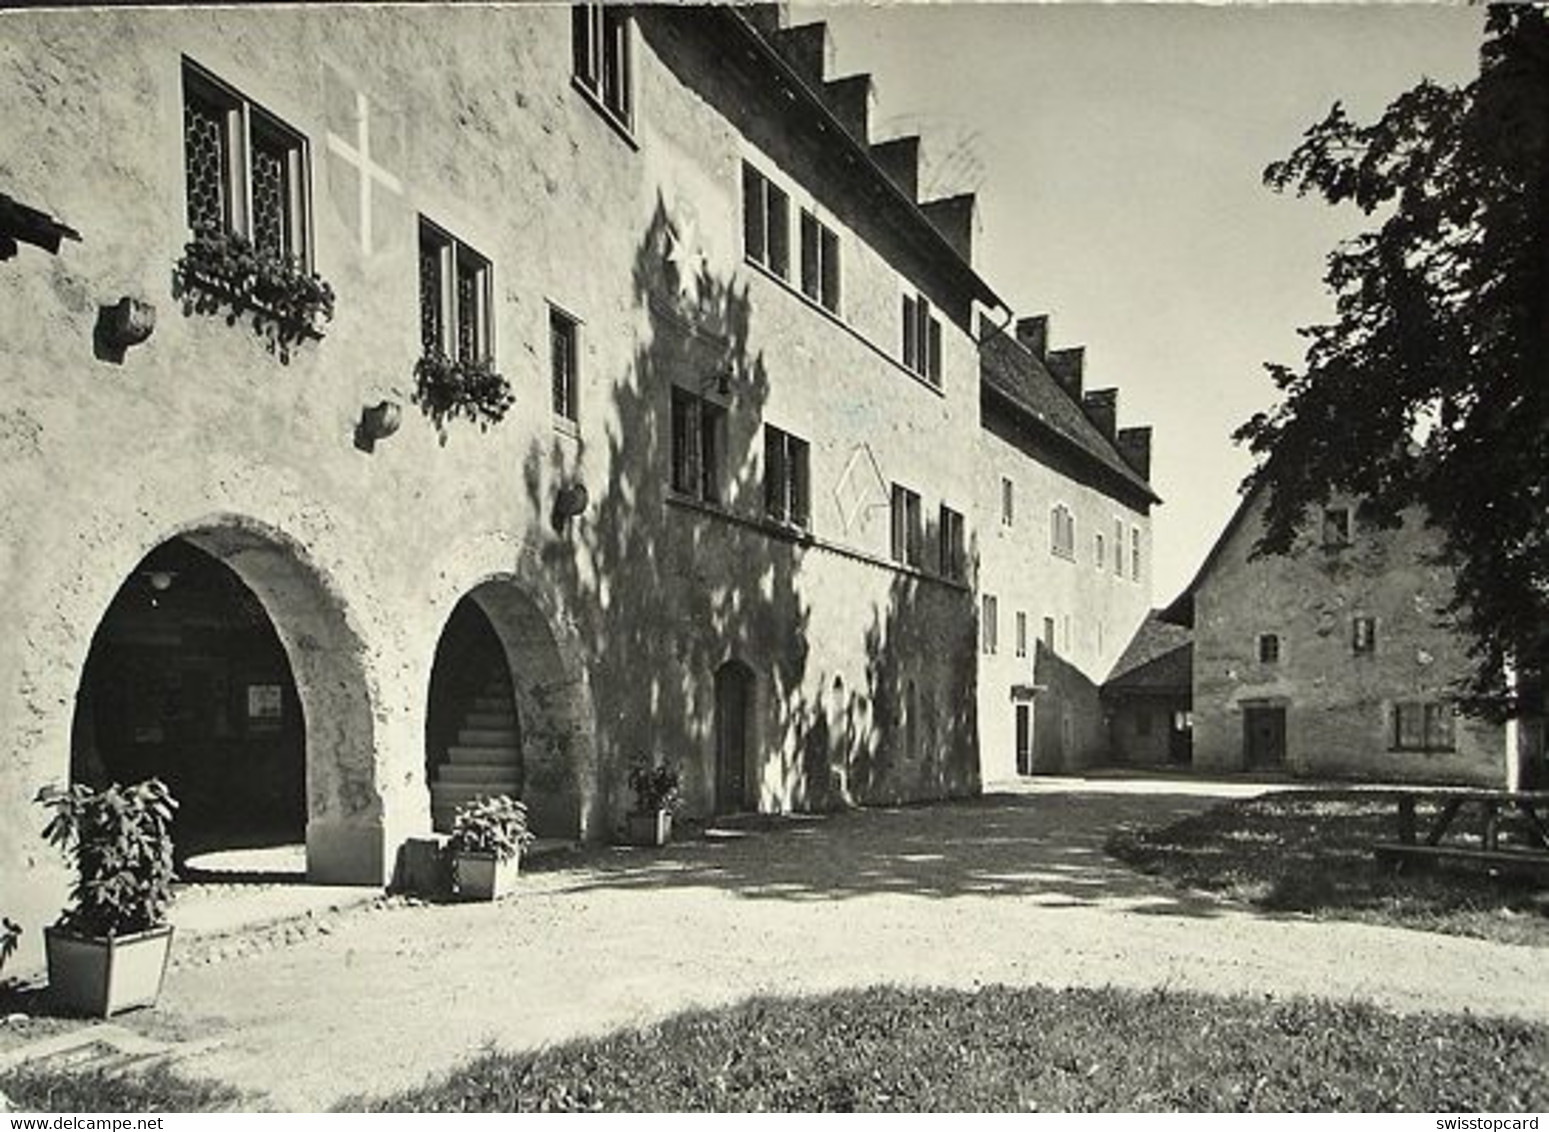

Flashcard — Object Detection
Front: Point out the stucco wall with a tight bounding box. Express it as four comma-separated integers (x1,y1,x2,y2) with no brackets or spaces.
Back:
0,6,982,972
975,406,1153,782
1191,493,1505,785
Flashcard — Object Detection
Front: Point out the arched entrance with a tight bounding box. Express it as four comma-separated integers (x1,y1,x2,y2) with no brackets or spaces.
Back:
714,660,754,813
70,522,384,885
427,579,588,840
73,538,303,862
425,597,519,833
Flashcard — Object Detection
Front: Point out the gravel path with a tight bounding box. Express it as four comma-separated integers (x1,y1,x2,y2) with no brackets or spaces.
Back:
98,779,1549,1110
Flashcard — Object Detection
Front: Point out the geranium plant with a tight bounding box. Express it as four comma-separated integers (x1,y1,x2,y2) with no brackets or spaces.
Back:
448,794,534,864
36,779,178,938
412,351,515,443
628,761,681,815
173,226,335,362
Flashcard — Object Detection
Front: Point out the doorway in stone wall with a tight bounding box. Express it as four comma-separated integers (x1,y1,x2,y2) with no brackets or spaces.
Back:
1015,703,1033,775
425,597,520,834
714,660,753,813
1243,705,1287,769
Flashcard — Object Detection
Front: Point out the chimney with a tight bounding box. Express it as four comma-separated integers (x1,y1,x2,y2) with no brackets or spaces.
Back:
1046,346,1085,401
823,74,874,143
870,136,920,200
1118,426,1153,481
1083,388,1118,441
774,21,830,89
921,192,975,264
1014,315,1048,360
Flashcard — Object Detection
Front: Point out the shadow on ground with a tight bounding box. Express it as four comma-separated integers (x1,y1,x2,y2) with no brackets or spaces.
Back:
530,788,1231,918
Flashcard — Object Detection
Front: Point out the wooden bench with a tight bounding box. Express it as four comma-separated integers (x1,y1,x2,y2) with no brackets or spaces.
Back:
1374,788,1549,881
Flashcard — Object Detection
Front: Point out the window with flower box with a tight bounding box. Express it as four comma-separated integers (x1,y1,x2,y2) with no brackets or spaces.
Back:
419,219,491,364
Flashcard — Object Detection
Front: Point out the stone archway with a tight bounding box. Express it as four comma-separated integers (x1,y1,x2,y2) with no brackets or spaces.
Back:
426,576,594,841
71,519,385,885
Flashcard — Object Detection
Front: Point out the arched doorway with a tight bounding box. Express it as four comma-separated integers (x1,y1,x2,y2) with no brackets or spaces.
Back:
714,660,754,813
73,538,303,865
426,579,588,840
70,523,383,884
425,597,519,834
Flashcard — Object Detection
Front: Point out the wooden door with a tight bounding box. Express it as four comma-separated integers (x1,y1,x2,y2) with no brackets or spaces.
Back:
1015,704,1032,775
715,662,751,813
1243,706,1286,769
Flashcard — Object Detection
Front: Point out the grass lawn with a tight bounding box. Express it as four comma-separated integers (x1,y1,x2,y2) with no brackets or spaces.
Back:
0,1062,241,1113
347,985,1549,1112
1107,790,1549,947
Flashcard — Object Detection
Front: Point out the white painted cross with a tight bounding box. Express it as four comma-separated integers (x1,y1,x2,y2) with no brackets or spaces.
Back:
327,91,402,256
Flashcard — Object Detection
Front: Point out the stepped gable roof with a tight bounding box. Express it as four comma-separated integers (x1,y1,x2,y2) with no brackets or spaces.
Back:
1104,612,1192,692
980,328,1159,504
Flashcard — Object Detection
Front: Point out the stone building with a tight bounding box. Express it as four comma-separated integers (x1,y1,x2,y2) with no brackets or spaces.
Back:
1102,612,1193,767
1164,488,1536,785
975,320,1158,781
0,4,1165,969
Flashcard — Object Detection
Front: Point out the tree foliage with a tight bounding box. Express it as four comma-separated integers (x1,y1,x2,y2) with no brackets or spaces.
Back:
1238,6,1549,717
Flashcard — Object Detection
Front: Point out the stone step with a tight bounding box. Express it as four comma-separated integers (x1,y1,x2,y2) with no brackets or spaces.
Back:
458,727,518,746
430,783,520,808
464,711,516,729
435,764,522,786
473,695,513,713
446,744,521,766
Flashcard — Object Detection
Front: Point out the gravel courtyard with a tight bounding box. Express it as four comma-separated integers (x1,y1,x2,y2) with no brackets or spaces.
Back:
98,779,1549,1110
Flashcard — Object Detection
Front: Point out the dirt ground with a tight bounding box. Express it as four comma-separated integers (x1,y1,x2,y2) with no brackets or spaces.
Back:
51,779,1549,1110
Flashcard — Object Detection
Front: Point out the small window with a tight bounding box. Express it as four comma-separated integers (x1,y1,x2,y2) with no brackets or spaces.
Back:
799,209,841,313
1001,477,1015,527
550,307,580,422
1015,611,1028,658
1323,507,1352,547
420,219,492,363
743,163,789,279
1114,518,1125,576
183,62,310,263
890,483,923,568
1352,616,1376,656
1042,616,1056,653
764,425,811,529
1130,525,1142,581
1050,504,1075,559
670,387,725,504
1392,701,1455,752
901,292,942,385
982,593,998,655
1095,532,1105,570
1258,633,1281,664
938,504,965,581
572,4,632,129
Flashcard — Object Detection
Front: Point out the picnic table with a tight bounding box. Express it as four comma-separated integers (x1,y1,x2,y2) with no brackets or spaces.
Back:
1374,788,1549,880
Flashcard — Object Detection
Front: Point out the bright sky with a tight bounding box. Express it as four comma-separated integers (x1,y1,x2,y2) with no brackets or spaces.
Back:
801,1,1484,602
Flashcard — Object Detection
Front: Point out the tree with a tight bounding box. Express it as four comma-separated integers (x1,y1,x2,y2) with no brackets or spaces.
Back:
1237,5,1549,719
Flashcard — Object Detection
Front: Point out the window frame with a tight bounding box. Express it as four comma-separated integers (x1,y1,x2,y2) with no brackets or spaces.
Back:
670,386,726,505
982,593,999,656
1391,701,1456,753
901,291,943,385
1130,524,1142,581
1050,503,1076,560
182,59,312,267
890,482,923,568
1322,506,1353,548
549,305,581,424
938,503,965,581
1015,611,1028,658
572,4,634,134
743,162,790,281
1352,615,1377,656
1257,633,1281,665
799,208,841,314
764,424,811,530
419,217,493,363
1001,477,1015,527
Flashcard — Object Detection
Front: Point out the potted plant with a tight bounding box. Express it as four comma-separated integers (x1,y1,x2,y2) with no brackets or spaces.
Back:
35,779,178,1017
447,794,534,901
0,915,19,982
626,761,681,847
412,351,514,443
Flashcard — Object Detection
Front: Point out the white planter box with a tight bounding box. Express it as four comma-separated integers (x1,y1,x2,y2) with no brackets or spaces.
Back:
45,924,173,1017
454,851,521,900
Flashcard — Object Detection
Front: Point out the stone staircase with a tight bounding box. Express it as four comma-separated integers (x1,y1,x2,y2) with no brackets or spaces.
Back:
430,681,522,833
